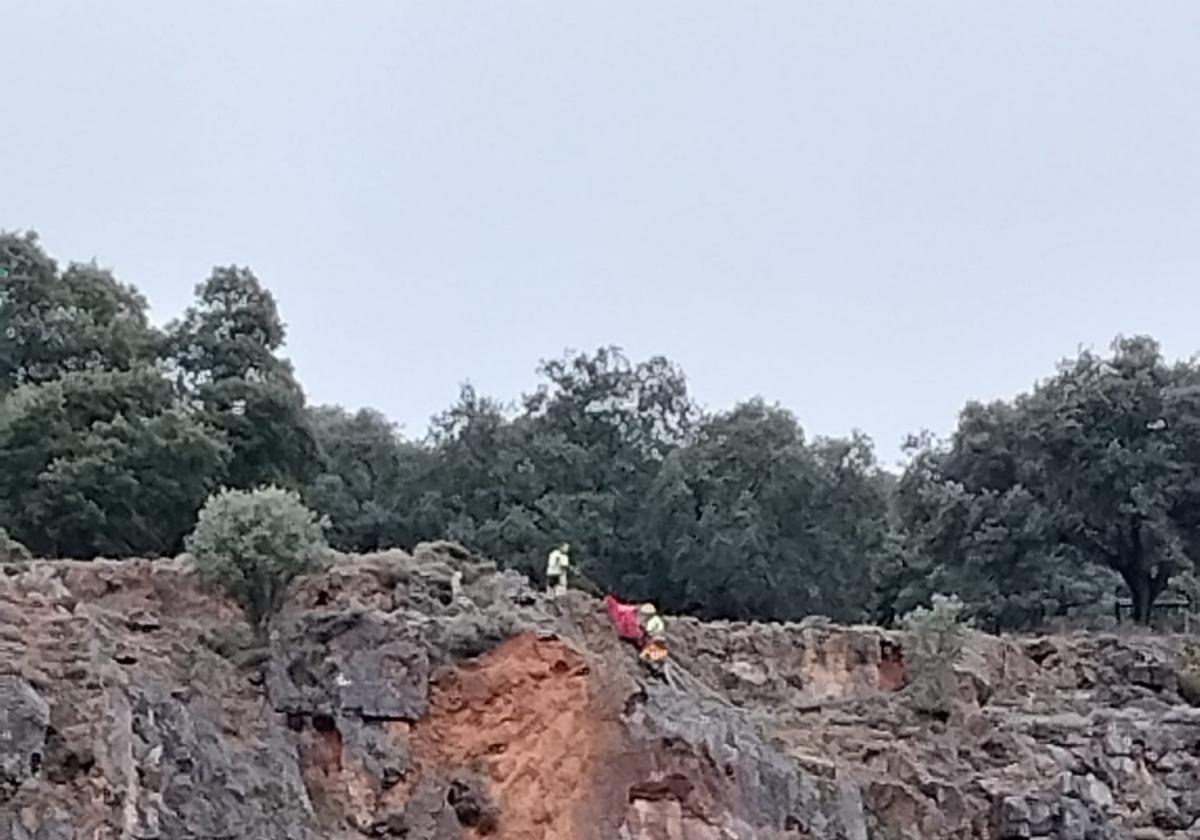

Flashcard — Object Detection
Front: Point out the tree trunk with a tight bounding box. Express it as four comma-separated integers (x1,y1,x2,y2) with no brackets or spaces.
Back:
1120,519,1156,626
1119,565,1173,625
1131,573,1153,625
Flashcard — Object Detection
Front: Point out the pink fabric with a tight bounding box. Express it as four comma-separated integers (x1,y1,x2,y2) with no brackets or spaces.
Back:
604,595,644,642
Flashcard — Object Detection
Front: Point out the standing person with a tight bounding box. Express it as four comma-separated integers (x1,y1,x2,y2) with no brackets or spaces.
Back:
545,542,570,597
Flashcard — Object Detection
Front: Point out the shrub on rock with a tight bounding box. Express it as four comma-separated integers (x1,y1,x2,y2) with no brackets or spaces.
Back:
900,593,968,716
186,487,329,632
0,527,32,563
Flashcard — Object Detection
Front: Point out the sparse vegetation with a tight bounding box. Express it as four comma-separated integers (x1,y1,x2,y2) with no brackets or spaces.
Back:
900,594,968,716
0,527,31,563
186,487,330,632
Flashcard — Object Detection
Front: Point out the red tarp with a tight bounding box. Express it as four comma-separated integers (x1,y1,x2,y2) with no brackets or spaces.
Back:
604,595,644,643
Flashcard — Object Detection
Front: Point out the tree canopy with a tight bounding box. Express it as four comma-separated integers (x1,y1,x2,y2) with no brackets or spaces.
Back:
895,337,1200,627
167,266,318,491
0,233,159,394
5,233,1200,628
644,401,888,622
0,236,309,558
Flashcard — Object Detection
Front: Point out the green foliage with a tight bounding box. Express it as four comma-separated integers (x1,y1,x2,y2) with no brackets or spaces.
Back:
19,411,227,559
167,266,317,491
379,376,888,622
10,235,1200,636
900,593,968,715
0,233,160,395
422,348,698,590
195,373,317,490
645,401,890,621
0,367,229,558
0,527,31,563
518,348,696,589
0,240,307,560
186,487,330,629
305,406,439,551
895,337,1200,627
167,266,286,381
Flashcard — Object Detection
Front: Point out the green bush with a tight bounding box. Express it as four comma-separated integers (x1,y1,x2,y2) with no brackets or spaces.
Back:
0,527,31,563
186,487,330,631
900,593,968,716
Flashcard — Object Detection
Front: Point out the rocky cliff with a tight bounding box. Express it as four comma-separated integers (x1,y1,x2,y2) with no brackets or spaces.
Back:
2,545,1200,839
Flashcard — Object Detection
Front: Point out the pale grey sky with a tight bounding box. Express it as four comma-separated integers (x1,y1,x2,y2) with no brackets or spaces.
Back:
4,2,1199,463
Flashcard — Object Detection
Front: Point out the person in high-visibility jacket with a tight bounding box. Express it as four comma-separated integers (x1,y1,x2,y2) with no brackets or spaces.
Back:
545,543,570,597
639,603,665,642
637,603,668,672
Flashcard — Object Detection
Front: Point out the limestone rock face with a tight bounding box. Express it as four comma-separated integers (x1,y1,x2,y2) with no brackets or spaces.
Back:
4,547,1200,838
0,676,49,804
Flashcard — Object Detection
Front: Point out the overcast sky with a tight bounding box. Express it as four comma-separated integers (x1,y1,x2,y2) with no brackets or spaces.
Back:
4,2,1199,463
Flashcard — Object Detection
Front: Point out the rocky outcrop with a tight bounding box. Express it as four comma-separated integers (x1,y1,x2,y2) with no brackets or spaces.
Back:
3,545,1200,838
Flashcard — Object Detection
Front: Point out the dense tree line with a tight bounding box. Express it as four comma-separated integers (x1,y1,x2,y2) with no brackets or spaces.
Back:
0,233,313,559
888,337,1200,627
4,232,1200,627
